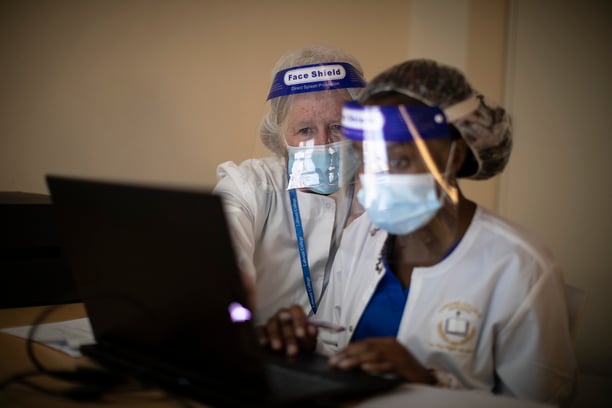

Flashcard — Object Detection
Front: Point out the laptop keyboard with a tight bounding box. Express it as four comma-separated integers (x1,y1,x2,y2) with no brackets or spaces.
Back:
265,363,346,395
83,343,402,406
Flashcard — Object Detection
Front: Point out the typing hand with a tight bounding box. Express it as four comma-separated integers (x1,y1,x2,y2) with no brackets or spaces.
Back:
255,305,318,356
329,338,436,384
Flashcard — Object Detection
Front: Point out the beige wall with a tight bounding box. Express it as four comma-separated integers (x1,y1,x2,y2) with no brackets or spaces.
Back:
500,0,612,378
407,0,507,211
0,0,411,193
2,0,610,383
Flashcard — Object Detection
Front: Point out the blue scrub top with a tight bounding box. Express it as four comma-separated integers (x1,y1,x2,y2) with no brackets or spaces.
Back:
351,241,459,342
351,258,408,341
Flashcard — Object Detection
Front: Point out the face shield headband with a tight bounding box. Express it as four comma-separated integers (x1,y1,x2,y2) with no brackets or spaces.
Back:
342,102,462,204
266,62,366,100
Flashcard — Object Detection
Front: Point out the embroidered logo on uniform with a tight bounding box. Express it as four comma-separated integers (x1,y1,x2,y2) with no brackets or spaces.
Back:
428,301,481,354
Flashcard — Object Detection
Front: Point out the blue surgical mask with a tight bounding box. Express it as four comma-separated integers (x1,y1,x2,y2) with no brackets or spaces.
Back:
287,141,349,195
357,173,442,235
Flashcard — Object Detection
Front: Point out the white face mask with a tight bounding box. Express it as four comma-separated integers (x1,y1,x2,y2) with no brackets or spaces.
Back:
357,172,442,235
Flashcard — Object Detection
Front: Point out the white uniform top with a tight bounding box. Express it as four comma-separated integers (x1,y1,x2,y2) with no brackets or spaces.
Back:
316,206,577,404
214,156,336,325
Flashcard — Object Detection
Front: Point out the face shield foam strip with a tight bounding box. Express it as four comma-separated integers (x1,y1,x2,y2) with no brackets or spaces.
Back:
267,62,365,100
442,94,480,122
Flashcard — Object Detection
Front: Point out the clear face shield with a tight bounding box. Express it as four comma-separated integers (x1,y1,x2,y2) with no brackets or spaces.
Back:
269,62,364,195
270,61,366,238
341,101,461,266
257,62,365,311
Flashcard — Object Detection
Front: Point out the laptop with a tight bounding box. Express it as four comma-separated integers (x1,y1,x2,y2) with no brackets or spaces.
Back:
45,175,402,407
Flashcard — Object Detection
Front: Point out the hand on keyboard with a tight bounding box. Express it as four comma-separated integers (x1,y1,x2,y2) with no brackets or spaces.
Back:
255,305,318,357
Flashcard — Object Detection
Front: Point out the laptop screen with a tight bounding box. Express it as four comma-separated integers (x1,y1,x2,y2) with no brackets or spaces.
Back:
46,175,261,371
46,175,403,407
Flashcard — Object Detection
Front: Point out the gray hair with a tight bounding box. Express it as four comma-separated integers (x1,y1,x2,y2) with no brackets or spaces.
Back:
260,45,365,156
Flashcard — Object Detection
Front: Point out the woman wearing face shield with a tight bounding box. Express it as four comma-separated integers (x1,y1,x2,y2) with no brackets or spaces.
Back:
213,45,365,324
258,60,577,405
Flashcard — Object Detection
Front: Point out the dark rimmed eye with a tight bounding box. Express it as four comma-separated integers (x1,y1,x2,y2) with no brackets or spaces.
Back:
388,157,412,171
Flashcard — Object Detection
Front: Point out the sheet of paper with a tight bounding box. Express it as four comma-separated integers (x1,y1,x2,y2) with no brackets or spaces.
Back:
0,317,95,357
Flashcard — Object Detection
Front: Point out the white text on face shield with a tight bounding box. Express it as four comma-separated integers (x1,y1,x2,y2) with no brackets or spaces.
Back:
284,65,346,85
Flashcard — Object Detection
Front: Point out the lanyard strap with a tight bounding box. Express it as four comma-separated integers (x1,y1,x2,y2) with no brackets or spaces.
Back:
289,188,318,314
288,183,355,315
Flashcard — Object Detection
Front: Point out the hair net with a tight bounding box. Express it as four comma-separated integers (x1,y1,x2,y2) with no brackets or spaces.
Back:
359,59,512,180
260,45,365,156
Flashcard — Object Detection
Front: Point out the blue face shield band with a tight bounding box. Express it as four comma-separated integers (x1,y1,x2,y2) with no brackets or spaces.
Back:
267,62,366,100
342,102,450,142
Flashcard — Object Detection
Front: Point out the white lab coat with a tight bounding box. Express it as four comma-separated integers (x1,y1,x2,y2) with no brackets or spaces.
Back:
316,206,577,405
214,156,336,324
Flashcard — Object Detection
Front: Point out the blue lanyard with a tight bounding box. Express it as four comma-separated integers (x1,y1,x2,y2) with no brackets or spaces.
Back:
289,188,318,314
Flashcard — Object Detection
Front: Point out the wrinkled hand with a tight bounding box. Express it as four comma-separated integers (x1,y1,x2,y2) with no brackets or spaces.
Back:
329,337,436,384
255,305,318,356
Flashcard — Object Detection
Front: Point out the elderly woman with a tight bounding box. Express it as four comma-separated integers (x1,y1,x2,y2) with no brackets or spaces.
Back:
213,45,365,324
258,59,577,405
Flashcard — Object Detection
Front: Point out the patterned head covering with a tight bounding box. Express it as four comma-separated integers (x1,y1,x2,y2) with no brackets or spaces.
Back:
360,59,512,180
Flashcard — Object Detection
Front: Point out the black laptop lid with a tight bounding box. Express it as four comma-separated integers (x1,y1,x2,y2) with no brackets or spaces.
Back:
46,175,261,370
46,175,404,407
